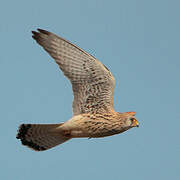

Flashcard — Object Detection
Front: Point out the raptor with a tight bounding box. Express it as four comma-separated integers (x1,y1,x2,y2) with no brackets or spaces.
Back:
16,29,139,151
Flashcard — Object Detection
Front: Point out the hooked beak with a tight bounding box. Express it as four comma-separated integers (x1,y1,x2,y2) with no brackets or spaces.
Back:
132,118,139,127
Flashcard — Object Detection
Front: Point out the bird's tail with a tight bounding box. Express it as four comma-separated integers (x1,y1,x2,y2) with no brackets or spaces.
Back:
16,123,71,151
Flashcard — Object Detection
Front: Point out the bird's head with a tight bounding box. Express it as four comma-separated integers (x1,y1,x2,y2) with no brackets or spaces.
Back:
119,112,139,129
125,112,139,128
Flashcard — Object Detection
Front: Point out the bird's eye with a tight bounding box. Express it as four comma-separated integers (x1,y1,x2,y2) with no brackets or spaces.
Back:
130,118,134,121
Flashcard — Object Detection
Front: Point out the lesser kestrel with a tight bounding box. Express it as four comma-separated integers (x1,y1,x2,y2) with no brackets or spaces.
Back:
16,29,139,151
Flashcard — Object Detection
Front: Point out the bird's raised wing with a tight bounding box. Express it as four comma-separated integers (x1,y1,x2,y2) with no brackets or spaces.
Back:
32,29,115,115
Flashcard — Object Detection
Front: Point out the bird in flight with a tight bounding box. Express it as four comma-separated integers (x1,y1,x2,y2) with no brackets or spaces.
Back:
16,29,139,151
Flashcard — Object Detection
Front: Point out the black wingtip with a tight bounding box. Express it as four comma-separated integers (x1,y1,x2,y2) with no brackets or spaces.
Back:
31,30,40,41
31,29,51,41
37,28,50,35
31,30,37,35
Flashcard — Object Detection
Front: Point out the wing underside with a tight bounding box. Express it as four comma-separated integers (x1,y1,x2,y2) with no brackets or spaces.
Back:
32,29,115,115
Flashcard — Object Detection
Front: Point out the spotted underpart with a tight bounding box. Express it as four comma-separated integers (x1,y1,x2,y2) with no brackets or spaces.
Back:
16,124,46,151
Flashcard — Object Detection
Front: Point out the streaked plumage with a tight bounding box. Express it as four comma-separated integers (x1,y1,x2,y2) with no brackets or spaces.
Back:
16,29,139,151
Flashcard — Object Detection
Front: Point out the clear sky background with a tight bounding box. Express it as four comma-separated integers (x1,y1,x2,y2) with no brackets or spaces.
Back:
0,0,180,179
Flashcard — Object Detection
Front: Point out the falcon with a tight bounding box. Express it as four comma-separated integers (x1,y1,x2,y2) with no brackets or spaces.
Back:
16,29,139,151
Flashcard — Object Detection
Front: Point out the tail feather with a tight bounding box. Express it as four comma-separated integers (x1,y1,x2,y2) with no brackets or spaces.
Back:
16,123,71,151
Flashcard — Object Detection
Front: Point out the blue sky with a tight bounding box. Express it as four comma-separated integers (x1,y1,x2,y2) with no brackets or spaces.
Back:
1,0,180,179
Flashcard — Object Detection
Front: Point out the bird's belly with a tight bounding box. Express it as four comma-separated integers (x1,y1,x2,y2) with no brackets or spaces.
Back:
70,130,90,138
65,116,129,138
89,129,123,138
83,120,129,138
70,125,127,138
